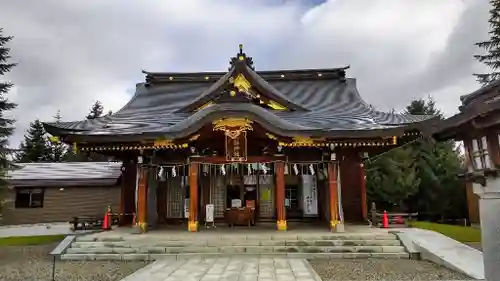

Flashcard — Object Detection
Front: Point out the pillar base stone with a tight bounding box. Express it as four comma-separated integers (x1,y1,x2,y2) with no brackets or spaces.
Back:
330,221,344,232
188,221,199,232
277,220,287,231
138,222,148,234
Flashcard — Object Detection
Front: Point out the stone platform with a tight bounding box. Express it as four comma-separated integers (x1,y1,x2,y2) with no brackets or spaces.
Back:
60,225,410,261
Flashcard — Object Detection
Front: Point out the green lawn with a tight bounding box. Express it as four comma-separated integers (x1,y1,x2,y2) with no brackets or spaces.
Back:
410,221,481,243
0,234,66,246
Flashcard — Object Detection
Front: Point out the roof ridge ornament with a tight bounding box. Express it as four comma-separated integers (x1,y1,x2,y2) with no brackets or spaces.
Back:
229,44,255,70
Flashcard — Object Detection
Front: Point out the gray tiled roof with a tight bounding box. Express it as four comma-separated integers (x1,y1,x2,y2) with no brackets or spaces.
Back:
6,162,122,187
45,75,435,138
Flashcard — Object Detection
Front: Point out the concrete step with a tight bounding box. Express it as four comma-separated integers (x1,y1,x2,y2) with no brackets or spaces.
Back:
62,232,407,261
75,233,399,242
60,252,410,261
70,239,402,248
66,245,406,255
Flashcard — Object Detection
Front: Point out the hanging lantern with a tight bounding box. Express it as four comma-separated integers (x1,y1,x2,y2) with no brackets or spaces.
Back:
293,164,299,175
309,164,315,175
221,164,226,175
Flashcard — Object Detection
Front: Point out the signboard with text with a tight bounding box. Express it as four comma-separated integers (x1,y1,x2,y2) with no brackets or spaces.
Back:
225,131,247,162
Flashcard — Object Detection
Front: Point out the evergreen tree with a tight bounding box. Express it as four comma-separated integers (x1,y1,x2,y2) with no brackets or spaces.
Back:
0,29,17,215
474,0,500,85
16,119,52,163
47,110,66,162
366,97,466,220
87,101,104,119
81,101,109,162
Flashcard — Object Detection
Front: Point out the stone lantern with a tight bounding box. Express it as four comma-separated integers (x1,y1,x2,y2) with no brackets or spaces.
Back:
432,80,500,281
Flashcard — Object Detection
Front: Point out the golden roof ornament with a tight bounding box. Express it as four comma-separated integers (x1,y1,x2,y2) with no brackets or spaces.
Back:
229,44,255,70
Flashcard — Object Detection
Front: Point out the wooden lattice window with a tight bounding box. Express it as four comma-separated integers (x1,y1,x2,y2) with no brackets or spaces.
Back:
471,136,491,170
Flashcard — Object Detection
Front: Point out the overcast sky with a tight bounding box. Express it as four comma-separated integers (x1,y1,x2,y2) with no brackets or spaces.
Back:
0,0,491,146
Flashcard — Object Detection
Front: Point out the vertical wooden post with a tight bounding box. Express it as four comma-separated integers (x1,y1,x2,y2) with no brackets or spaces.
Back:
137,166,148,233
119,165,126,225
188,162,199,232
328,162,339,231
360,162,368,221
275,160,287,231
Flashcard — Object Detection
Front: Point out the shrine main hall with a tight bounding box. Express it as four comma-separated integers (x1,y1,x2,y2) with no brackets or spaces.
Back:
43,45,438,233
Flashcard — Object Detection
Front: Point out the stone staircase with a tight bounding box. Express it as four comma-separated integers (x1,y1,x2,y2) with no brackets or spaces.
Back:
60,232,410,261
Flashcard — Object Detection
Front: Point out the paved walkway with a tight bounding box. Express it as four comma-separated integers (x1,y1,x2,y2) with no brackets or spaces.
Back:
120,258,321,281
0,222,91,238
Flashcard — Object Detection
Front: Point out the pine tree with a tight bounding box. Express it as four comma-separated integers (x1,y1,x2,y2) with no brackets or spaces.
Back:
87,101,104,119
47,110,66,162
474,0,500,85
0,29,17,215
16,119,52,163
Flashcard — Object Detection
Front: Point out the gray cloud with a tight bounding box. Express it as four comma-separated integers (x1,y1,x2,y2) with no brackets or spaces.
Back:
0,0,490,146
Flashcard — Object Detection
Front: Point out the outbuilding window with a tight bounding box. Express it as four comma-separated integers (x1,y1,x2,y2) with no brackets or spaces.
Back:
471,136,491,170
15,188,45,208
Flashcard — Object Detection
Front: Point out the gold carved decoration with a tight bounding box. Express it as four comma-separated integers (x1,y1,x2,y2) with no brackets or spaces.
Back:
231,73,252,92
154,139,174,147
195,101,214,112
212,118,253,139
291,136,314,146
268,100,287,111
189,134,201,142
266,133,277,140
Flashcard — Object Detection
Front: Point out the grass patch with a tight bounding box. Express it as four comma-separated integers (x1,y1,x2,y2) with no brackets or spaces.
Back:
0,234,66,246
409,221,481,243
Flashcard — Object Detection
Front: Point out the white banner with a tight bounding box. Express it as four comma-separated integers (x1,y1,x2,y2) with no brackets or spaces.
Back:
302,175,318,216
205,204,214,223
243,175,257,185
184,198,190,219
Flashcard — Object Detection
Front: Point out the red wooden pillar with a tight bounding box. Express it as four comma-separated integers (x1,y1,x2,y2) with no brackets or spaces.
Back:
360,162,368,221
275,161,287,231
137,166,148,233
327,162,339,231
188,162,199,232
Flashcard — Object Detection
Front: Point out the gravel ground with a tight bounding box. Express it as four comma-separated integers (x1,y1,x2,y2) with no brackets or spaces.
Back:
0,243,147,281
309,259,474,281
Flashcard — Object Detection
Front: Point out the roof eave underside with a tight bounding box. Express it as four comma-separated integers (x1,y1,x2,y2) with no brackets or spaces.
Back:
460,79,500,107
431,98,500,140
48,104,440,142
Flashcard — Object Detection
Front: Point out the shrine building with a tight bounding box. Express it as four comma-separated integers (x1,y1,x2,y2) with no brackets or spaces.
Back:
43,45,438,233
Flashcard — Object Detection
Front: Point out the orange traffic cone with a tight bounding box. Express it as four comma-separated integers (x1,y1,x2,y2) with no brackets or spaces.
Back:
382,210,389,228
102,206,112,231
